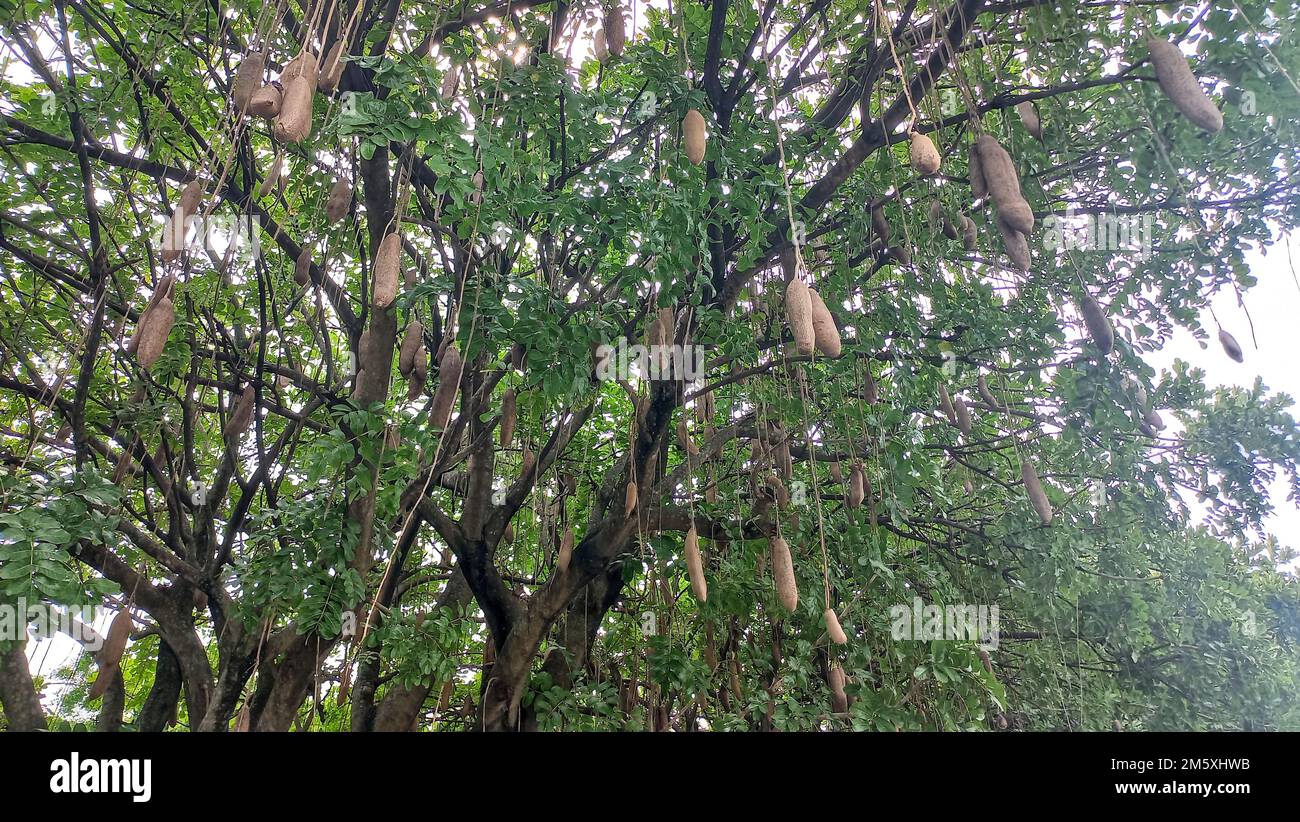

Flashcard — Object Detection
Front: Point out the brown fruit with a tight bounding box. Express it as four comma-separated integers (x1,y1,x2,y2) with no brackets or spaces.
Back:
429,343,462,430
807,289,842,358
136,296,174,370
232,51,264,112
996,215,1031,273
248,82,282,119
909,131,941,175
829,460,843,483
374,232,401,309
593,30,608,63
828,665,848,713
977,647,994,675
294,244,313,286
440,65,459,101
937,382,958,426
500,388,517,448
605,8,626,57
1080,293,1114,354
1016,100,1043,140
557,527,574,574
337,660,351,707
256,153,284,199
871,204,891,244
863,368,879,404
769,535,797,612
180,180,203,216
224,384,256,441
325,178,352,224
624,480,638,516
683,109,707,165
975,135,1034,234
406,348,428,401
126,275,174,354
1021,456,1053,526
784,278,815,356
1147,37,1223,133
764,472,791,509
684,525,707,602
398,321,423,377
100,609,133,670
273,51,319,144
161,208,186,263
977,372,999,409
968,143,988,200
677,416,699,456
847,464,865,509
960,214,978,252
318,40,347,94
1218,328,1244,362
888,244,912,266
825,608,848,645
954,396,973,437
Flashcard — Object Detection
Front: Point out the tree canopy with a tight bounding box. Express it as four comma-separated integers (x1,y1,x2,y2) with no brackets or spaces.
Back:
0,0,1298,732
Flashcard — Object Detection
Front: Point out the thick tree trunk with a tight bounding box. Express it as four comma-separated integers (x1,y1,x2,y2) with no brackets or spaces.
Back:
0,641,46,731
138,640,182,731
96,667,126,731
372,569,473,731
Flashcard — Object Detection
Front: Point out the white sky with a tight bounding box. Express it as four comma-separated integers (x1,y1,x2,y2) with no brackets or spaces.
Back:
1149,231,1300,554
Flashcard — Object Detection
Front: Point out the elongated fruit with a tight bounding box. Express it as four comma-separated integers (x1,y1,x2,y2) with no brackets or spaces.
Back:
1021,456,1052,526
825,608,848,645
1016,101,1043,140
557,528,574,574
248,82,282,118
606,8,626,57
126,275,174,354
1080,293,1114,354
828,665,848,713
954,396,973,437
325,178,351,224
232,52,264,112
784,278,815,355
975,135,1034,234
224,385,256,441
373,232,400,309
937,382,958,425
910,131,941,175
398,321,423,377
769,535,797,612
273,51,318,144
500,388,517,447
136,296,174,370
807,289,842,357
318,40,347,93
429,343,462,430
1147,37,1223,133
847,464,865,509
294,244,312,286
968,143,987,200
683,109,707,165
1218,328,1244,362
684,525,707,602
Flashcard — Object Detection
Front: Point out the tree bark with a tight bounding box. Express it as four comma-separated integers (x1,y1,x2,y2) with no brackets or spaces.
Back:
0,641,47,731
